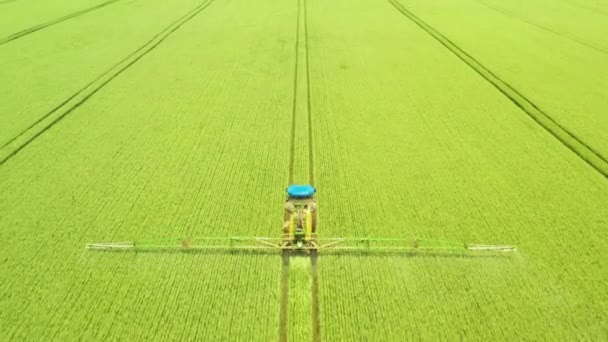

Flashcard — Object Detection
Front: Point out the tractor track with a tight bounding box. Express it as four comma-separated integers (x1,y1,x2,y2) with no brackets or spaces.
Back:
475,0,608,55
303,0,315,186
568,2,608,17
310,251,321,342
288,0,315,185
284,0,319,339
0,0,121,46
279,250,290,342
287,0,302,185
0,0,18,5
1,0,208,150
387,0,608,178
281,0,304,332
305,0,318,335
0,0,215,167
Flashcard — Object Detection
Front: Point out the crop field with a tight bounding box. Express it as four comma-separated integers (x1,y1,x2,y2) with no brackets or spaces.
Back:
0,0,607,340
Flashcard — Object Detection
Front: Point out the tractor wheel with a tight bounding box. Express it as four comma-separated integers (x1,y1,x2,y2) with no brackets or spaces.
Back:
282,221,291,234
284,202,294,221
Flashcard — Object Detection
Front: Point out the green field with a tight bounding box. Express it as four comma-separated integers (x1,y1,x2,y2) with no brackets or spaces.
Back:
1,0,607,340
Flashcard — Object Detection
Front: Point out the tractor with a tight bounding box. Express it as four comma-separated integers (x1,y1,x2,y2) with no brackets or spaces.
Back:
86,185,516,254
282,184,317,249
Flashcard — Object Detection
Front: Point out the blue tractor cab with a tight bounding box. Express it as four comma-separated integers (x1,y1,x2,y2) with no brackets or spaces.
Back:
286,184,316,199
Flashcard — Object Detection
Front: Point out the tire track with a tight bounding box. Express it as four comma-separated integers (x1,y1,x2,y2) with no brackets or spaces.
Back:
0,0,215,166
387,0,608,178
282,0,304,337
304,0,315,186
279,250,290,342
284,0,319,338
310,251,321,342
289,0,315,185
1,0,206,150
568,2,608,17
0,0,121,46
304,0,320,337
475,0,608,55
0,0,18,5
288,0,302,184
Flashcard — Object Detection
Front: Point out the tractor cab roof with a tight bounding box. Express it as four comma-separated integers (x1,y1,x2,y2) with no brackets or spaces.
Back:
287,184,316,198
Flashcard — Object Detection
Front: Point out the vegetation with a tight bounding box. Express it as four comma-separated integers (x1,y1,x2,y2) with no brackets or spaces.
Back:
0,0,606,340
